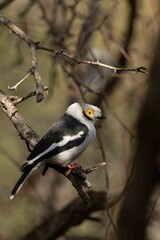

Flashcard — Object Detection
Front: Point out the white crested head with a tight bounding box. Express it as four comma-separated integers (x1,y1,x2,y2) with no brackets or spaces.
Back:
66,102,105,124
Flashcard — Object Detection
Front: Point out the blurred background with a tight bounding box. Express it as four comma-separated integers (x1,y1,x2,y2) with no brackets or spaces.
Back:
0,0,160,239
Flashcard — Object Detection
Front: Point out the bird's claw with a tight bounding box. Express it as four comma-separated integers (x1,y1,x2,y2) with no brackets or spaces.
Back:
65,163,81,176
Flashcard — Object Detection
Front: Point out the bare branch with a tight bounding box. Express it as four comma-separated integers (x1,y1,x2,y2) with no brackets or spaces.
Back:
8,71,32,91
42,162,106,206
38,46,150,75
23,189,127,240
12,87,48,105
0,90,40,147
0,15,45,102
105,99,137,140
22,191,107,240
85,162,106,174
146,190,160,224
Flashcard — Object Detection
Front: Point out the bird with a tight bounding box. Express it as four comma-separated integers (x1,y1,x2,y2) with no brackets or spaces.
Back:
10,102,105,200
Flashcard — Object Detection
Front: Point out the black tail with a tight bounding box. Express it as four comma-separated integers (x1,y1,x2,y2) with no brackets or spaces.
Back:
10,168,33,200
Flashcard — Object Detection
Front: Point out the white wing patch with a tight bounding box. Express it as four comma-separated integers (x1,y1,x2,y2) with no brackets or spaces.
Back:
27,131,85,165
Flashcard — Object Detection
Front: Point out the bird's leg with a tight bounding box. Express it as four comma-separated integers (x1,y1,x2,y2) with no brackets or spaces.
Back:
42,162,54,176
42,162,67,176
42,162,85,179
65,163,81,176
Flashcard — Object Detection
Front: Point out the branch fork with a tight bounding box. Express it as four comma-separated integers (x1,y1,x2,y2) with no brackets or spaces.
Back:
42,162,106,206
0,15,45,102
8,71,32,91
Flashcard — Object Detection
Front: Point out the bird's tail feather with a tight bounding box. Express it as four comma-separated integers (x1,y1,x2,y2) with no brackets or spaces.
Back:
10,167,34,200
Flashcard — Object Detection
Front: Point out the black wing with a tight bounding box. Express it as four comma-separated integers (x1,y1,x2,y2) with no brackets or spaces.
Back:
21,114,88,171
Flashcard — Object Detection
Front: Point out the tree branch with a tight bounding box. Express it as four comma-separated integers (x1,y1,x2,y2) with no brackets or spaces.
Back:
22,191,108,240
0,90,39,147
0,15,45,102
12,87,48,105
42,162,106,206
22,189,125,240
38,46,149,75
8,71,32,91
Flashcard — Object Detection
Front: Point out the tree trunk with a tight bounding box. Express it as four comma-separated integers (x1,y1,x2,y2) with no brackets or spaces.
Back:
118,30,160,240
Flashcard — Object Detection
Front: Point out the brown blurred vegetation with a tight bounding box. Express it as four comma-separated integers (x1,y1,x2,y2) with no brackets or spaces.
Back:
0,0,160,239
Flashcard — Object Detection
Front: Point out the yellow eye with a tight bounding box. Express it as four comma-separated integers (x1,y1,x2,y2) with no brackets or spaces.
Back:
86,109,94,117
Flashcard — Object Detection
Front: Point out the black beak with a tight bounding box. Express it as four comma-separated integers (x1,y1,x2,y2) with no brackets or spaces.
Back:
96,116,106,120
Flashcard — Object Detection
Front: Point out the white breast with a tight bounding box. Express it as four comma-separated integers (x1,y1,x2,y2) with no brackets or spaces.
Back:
52,123,96,166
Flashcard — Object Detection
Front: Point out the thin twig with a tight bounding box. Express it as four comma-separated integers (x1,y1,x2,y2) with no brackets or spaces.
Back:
105,98,137,140
85,162,106,174
37,46,150,75
106,207,119,238
0,15,45,102
97,129,118,238
8,71,32,91
62,66,88,103
146,190,160,224
105,221,111,239
12,87,48,105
